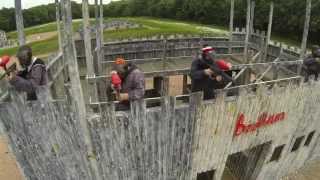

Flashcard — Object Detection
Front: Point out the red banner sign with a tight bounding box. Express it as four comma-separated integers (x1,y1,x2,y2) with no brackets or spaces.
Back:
234,112,286,136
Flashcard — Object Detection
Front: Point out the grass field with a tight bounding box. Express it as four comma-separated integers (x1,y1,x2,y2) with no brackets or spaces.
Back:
0,17,228,57
103,17,228,41
6,20,83,39
0,17,301,57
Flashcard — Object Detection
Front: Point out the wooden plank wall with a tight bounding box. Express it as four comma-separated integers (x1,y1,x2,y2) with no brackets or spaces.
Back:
0,89,93,180
1,81,320,180
74,30,300,75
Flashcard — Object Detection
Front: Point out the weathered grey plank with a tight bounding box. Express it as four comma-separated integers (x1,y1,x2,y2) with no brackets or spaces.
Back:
14,0,25,45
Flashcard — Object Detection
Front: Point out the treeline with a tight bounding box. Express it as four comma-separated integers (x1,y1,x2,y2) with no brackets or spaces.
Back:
105,0,320,43
0,0,319,43
0,2,83,32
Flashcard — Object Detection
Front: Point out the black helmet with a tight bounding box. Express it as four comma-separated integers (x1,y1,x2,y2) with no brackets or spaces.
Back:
312,45,320,58
17,45,33,68
314,49,320,58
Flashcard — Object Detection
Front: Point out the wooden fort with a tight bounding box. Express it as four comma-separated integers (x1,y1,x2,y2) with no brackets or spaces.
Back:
0,0,318,180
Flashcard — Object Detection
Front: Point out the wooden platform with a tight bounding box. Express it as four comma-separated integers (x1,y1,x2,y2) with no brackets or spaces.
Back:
0,136,22,180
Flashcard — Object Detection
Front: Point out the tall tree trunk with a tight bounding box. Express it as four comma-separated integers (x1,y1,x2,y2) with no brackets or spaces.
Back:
14,0,25,46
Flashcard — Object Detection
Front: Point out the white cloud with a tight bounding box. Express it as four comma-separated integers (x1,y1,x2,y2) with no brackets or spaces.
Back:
1,0,114,9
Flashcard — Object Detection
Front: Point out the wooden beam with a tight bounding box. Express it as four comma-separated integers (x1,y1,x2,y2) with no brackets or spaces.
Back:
224,68,247,89
229,0,235,54
162,38,167,70
55,0,63,52
60,1,102,180
223,76,301,91
243,0,252,84
82,0,99,103
89,60,302,83
250,0,255,34
183,75,189,94
14,0,25,45
256,57,280,82
244,0,251,63
102,53,243,64
59,0,70,83
94,0,108,101
264,2,274,61
299,0,312,75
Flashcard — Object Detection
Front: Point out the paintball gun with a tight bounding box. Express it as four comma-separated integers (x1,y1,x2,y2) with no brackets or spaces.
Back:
200,46,235,84
0,56,17,80
201,59,235,84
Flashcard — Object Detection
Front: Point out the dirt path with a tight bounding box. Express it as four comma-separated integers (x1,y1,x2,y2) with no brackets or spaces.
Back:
26,31,57,44
0,136,22,180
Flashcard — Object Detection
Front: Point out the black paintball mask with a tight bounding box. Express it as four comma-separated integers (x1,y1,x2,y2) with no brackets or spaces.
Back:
313,49,320,58
113,63,136,80
16,45,33,69
202,46,216,63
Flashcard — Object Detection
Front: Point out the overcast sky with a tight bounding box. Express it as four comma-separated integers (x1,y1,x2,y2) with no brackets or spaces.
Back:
1,0,113,9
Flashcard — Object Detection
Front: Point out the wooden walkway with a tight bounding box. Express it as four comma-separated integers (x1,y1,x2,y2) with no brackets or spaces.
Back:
282,159,320,180
0,136,22,180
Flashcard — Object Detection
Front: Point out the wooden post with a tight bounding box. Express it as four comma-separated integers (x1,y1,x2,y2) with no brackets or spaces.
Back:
14,0,26,45
299,0,312,75
60,1,102,180
244,0,251,84
182,75,189,94
59,0,70,84
229,0,235,54
273,47,282,80
264,2,274,61
94,0,108,101
162,38,168,70
244,0,251,63
55,0,63,52
154,76,169,96
250,0,255,34
82,0,99,103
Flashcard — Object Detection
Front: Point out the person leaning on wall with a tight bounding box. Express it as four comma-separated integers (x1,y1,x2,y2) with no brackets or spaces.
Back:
5,45,48,100
109,58,145,111
190,45,225,100
303,45,320,82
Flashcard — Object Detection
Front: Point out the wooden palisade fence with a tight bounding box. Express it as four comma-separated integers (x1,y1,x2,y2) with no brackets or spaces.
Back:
0,0,316,179
1,78,320,180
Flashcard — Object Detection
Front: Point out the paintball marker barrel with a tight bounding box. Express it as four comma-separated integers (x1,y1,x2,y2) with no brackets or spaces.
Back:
0,63,17,80
202,59,235,84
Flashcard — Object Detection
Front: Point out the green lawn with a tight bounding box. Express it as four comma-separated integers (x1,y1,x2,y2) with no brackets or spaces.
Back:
104,17,228,41
0,36,58,57
1,17,302,57
7,20,83,39
1,17,229,56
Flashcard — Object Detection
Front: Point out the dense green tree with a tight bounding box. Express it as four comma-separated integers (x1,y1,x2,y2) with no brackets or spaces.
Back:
0,0,319,44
